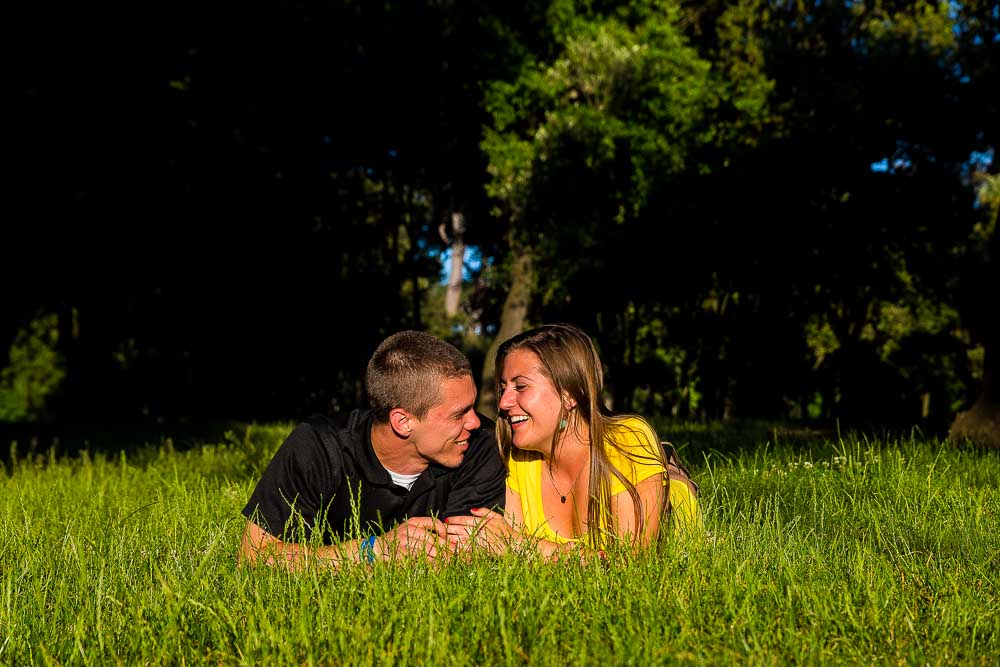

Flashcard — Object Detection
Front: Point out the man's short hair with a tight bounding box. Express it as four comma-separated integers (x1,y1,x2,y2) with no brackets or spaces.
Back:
366,331,473,422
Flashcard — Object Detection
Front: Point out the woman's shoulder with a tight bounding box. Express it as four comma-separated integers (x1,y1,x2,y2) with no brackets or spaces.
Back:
506,447,542,491
604,415,666,488
607,415,659,448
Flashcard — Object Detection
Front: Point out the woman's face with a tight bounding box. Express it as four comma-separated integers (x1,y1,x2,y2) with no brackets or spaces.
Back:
497,349,564,453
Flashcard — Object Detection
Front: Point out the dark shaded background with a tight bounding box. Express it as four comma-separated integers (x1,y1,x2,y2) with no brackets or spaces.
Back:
4,1,998,447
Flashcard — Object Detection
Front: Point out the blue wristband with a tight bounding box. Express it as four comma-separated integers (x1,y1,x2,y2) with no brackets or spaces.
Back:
359,535,377,564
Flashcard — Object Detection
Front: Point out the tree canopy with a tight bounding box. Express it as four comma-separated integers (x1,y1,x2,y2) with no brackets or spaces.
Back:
5,0,997,442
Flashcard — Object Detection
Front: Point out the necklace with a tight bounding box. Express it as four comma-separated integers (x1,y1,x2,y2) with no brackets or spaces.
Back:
547,456,588,504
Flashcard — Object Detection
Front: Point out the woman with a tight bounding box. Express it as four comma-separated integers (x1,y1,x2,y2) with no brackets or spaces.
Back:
445,324,689,558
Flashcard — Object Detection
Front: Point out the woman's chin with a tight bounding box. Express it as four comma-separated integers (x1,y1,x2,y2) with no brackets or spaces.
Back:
512,435,549,453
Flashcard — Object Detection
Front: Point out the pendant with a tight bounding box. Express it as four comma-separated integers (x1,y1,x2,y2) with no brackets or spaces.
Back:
560,496,567,504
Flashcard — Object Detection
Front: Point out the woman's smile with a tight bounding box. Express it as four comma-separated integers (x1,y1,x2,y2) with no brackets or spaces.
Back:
498,349,563,452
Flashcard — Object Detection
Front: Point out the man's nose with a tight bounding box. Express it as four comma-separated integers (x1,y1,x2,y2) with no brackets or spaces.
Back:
465,410,481,431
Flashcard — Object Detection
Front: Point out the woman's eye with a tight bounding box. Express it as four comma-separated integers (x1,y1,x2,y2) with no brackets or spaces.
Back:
514,385,527,391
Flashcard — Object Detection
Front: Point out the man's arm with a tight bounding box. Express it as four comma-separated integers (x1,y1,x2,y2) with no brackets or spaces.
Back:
240,421,337,544
239,519,353,569
239,518,451,569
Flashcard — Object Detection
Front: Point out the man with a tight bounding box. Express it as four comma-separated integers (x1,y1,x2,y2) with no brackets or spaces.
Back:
239,330,505,567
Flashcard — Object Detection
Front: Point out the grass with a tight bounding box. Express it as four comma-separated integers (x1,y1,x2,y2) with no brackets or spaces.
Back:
1,424,998,665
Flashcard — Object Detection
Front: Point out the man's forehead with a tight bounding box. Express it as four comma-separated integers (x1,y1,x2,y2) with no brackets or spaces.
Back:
433,375,477,411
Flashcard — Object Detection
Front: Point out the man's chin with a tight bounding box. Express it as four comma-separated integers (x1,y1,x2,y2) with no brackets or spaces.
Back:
441,448,467,468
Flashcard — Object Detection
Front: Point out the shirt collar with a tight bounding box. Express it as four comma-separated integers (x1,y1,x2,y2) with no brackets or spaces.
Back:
353,410,393,486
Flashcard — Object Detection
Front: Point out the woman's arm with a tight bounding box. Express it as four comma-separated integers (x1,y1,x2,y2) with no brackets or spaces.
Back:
444,486,587,561
608,473,666,547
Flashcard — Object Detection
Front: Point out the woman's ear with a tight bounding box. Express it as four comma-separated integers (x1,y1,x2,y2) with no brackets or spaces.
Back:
562,393,577,411
389,409,412,437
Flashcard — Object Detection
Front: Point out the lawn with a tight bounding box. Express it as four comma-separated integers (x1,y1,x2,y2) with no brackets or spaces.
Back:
2,424,997,665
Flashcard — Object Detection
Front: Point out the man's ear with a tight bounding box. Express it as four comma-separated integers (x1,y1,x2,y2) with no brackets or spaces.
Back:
389,409,413,438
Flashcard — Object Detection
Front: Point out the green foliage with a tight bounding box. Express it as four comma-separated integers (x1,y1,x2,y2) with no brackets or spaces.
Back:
0,313,65,422
805,315,841,370
1,427,997,663
860,0,958,55
974,172,1000,242
694,0,780,146
483,1,720,229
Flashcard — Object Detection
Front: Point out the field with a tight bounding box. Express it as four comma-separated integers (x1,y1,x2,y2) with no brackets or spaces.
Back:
1,424,998,665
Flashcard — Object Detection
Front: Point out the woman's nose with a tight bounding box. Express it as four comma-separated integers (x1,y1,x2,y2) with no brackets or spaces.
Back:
498,387,515,410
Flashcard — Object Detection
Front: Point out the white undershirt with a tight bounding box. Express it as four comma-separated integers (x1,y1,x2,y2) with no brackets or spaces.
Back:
385,467,421,491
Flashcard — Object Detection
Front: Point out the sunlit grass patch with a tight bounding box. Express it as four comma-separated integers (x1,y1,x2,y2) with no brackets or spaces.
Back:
1,426,997,664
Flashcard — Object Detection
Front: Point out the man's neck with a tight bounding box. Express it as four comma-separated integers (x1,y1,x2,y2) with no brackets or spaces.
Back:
370,422,429,475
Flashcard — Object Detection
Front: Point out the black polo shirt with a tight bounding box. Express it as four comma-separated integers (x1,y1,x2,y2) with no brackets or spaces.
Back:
241,409,505,543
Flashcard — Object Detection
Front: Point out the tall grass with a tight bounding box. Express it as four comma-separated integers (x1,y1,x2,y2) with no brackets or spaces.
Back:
1,425,997,665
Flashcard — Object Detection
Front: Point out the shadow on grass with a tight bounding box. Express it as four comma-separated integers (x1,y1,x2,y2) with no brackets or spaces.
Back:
648,418,955,466
0,419,239,469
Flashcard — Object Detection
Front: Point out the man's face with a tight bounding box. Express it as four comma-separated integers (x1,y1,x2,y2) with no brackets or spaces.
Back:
408,375,481,468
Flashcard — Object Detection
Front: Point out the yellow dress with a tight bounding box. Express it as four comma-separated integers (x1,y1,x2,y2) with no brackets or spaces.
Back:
506,417,698,542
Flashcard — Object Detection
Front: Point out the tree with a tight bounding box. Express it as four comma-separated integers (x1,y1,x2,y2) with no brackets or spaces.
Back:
670,0,996,425
477,0,747,413
950,172,999,446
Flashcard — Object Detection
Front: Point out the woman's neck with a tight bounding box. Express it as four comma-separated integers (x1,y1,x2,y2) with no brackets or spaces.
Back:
546,420,591,472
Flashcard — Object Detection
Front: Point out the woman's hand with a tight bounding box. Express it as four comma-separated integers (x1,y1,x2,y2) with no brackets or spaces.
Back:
444,507,517,554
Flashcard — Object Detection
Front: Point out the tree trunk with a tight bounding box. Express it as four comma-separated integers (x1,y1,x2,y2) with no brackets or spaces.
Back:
477,246,534,417
440,212,466,317
949,342,999,447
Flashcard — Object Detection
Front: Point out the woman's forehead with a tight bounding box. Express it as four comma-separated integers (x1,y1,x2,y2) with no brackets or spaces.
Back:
502,349,542,377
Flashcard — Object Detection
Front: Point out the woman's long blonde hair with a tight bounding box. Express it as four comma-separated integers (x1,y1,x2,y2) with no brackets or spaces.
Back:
495,323,666,548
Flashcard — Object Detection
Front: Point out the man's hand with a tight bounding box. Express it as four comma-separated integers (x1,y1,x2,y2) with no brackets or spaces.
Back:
376,517,450,561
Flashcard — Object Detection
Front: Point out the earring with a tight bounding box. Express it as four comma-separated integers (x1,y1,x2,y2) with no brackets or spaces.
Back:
558,418,567,430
